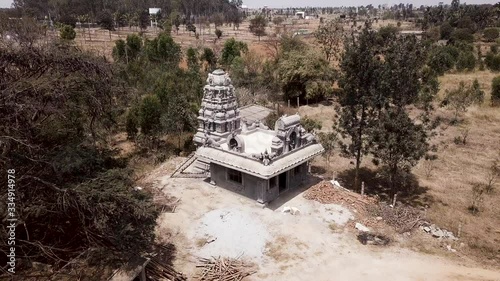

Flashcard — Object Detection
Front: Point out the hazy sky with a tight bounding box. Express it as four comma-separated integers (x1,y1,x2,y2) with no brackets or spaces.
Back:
0,0,497,9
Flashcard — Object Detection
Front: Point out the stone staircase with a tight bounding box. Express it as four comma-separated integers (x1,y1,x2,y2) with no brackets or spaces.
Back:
171,153,210,178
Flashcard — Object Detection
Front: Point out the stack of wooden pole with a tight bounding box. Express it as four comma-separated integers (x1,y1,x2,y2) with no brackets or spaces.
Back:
378,203,424,233
195,257,257,281
147,258,187,281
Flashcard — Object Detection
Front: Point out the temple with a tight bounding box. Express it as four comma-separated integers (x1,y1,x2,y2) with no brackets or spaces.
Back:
193,69,324,205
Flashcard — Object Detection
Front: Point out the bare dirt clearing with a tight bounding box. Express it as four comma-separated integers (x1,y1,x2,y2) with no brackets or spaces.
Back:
150,158,500,281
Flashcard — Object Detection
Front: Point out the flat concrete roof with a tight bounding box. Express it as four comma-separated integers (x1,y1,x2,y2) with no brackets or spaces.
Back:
239,105,274,124
221,129,275,155
196,143,324,179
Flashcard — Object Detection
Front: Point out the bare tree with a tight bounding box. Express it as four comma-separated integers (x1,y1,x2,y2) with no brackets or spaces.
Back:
314,19,344,62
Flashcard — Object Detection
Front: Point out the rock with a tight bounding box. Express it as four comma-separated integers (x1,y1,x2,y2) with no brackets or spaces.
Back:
282,206,291,213
355,223,370,232
432,229,444,238
446,245,457,253
134,186,143,191
423,226,431,233
376,216,383,221
291,207,301,215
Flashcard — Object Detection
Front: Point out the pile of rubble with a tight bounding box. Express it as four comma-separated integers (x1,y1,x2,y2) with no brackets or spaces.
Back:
378,203,425,233
303,181,377,212
420,223,458,240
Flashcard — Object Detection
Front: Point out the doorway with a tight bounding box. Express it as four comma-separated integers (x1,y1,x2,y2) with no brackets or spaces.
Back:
278,172,287,193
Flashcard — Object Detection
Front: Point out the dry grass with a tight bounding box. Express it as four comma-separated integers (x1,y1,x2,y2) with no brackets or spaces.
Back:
438,70,498,103
300,72,500,267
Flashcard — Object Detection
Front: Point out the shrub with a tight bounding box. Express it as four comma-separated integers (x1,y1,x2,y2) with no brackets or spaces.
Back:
491,44,498,54
485,52,500,71
215,28,222,39
301,116,322,132
492,76,500,105
60,24,76,40
450,28,474,43
428,47,455,75
440,21,453,40
470,79,484,104
456,51,475,72
483,28,499,42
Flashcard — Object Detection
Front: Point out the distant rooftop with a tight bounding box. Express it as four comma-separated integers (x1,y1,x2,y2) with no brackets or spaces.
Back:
239,104,273,124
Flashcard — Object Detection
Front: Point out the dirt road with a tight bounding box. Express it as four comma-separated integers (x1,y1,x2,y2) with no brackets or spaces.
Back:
151,159,500,281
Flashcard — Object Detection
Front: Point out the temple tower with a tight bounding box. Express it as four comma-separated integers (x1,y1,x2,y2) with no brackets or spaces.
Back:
193,69,241,147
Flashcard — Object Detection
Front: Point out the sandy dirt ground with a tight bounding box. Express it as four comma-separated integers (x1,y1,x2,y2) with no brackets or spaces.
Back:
148,158,500,281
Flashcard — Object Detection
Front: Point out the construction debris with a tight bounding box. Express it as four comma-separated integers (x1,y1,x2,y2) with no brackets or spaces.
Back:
420,224,458,240
147,258,187,281
195,257,257,281
355,223,370,232
377,203,425,233
357,233,390,246
282,206,301,215
303,181,377,212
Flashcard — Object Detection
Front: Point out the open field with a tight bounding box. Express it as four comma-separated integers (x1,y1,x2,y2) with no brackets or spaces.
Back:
69,17,418,61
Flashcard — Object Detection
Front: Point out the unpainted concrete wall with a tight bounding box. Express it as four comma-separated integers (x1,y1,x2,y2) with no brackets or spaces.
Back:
210,162,308,204
210,163,267,202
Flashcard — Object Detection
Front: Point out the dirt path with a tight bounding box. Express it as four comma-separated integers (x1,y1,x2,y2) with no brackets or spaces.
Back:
152,158,500,281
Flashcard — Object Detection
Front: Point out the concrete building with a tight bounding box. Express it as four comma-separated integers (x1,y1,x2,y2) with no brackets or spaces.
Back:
193,70,324,205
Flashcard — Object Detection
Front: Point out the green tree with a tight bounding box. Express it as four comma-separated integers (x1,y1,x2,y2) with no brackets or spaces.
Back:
337,28,382,191
126,106,139,139
485,52,500,71
201,47,217,71
370,108,428,195
220,38,248,67
440,21,453,40
427,46,456,75
483,28,499,42
278,50,335,102
456,51,476,72
471,79,484,104
492,76,500,106
60,24,76,40
301,116,322,132
314,19,344,61
139,95,162,136
163,17,173,35
145,33,182,66
215,28,223,39
0,38,157,272
318,132,338,165
450,28,474,43
249,15,267,41
186,47,200,72
97,10,114,30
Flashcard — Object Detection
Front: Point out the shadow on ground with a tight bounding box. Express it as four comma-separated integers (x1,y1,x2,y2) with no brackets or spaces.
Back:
267,175,322,211
336,167,433,207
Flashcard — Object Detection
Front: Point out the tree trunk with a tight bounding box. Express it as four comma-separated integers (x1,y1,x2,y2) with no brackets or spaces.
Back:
354,151,361,191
